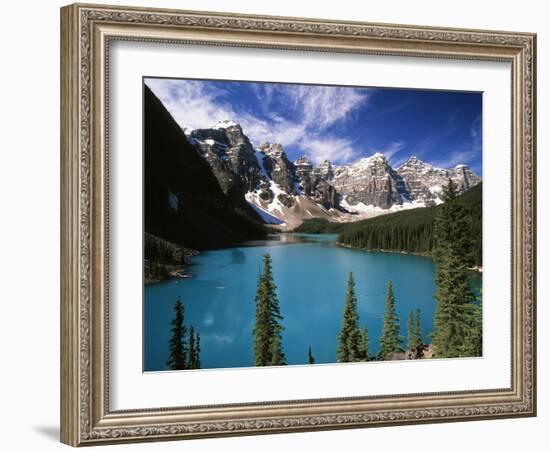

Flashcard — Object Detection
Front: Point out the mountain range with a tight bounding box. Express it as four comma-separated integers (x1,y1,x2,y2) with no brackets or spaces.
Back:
184,120,481,229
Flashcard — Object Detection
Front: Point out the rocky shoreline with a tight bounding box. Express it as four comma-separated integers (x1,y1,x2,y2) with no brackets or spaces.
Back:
144,232,199,285
335,242,483,273
335,242,432,258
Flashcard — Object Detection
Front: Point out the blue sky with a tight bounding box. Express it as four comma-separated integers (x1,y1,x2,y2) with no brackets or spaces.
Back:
145,77,482,175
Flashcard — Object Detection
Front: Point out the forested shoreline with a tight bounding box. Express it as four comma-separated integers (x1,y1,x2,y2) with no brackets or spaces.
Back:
296,182,482,267
144,232,199,284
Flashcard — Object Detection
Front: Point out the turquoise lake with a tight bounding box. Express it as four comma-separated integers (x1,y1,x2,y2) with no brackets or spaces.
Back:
144,233,481,371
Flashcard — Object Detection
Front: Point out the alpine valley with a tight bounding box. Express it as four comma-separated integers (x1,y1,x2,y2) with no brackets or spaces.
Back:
143,83,483,371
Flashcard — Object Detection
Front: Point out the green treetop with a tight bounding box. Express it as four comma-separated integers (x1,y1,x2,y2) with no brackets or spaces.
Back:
194,332,201,369
415,309,422,348
166,298,187,370
359,324,370,361
337,272,363,362
187,325,202,369
407,311,415,351
379,280,403,359
407,309,423,352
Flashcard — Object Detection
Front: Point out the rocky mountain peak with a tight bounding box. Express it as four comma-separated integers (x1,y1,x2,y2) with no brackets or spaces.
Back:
295,156,313,177
257,143,297,195
352,152,389,170
450,164,480,191
315,159,334,181
295,156,312,166
332,152,404,209
399,155,435,169
207,120,252,147
189,121,262,194
368,152,388,162
258,142,285,158
396,156,480,203
214,119,240,129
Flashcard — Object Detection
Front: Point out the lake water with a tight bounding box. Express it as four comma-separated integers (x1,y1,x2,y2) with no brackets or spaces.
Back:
144,233,481,371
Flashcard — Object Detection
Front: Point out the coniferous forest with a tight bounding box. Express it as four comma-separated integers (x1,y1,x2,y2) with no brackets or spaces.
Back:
330,183,482,266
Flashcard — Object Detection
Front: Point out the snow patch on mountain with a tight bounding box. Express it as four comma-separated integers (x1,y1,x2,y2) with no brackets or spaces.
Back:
245,198,285,225
340,196,429,217
254,150,269,179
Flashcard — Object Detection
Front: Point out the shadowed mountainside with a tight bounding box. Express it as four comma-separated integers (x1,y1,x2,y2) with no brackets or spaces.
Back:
144,85,266,250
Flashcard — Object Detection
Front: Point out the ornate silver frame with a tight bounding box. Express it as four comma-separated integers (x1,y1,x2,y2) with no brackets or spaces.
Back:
60,3,536,446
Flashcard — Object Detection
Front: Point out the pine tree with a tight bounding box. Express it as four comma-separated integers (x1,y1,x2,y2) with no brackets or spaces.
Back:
461,290,482,357
308,346,315,364
359,324,369,360
337,272,363,362
407,311,415,351
253,254,285,366
195,333,201,369
432,179,477,358
253,273,271,366
263,255,285,362
379,280,403,359
166,298,187,370
270,328,286,366
407,309,423,354
414,309,422,348
188,325,196,369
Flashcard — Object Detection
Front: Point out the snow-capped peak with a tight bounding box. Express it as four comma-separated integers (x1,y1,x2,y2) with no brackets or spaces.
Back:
351,152,388,169
454,164,468,169
399,155,432,168
295,156,312,166
258,142,285,158
213,119,240,129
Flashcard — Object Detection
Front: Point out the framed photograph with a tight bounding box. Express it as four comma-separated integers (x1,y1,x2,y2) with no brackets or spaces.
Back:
60,3,536,446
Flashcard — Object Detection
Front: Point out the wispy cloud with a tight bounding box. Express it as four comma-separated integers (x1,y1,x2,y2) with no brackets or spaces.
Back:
470,114,482,151
300,136,359,164
446,109,461,126
145,78,370,164
431,150,479,169
370,141,406,165
416,127,455,155
371,99,410,117
430,115,482,170
144,78,236,129
282,84,369,130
